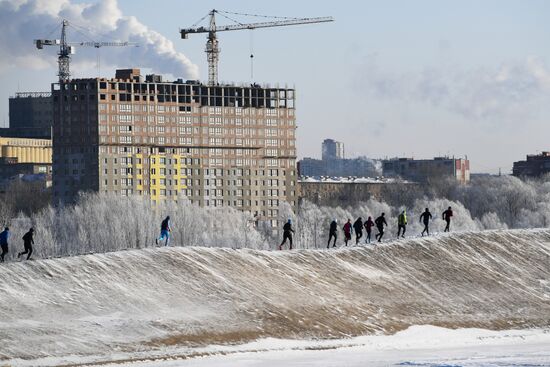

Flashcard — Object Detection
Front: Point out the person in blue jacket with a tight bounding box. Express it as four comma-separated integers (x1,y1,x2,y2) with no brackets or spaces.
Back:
0,227,10,263
156,216,171,246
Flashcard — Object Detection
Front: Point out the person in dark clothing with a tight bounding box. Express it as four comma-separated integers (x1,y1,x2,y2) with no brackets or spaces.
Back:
442,206,453,232
18,228,34,260
397,210,407,238
374,213,387,242
353,217,364,244
279,219,295,250
420,208,433,236
364,216,375,244
327,219,338,248
0,227,10,263
343,219,352,246
156,216,172,246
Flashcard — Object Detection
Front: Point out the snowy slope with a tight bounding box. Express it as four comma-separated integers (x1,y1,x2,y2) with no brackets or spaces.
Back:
1,229,549,365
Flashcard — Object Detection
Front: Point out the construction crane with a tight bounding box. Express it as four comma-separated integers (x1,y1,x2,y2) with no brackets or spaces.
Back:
34,19,137,83
180,9,334,85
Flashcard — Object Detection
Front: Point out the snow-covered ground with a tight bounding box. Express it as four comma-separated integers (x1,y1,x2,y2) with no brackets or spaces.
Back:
1,229,549,366
17,326,549,366
170,331,550,367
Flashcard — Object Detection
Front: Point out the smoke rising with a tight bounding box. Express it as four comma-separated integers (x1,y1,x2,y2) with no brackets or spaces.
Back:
354,54,550,122
0,0,199,78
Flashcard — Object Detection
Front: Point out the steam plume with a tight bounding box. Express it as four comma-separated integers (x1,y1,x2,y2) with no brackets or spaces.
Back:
0,0,199,79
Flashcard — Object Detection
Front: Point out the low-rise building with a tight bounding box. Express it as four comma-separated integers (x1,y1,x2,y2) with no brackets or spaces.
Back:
0,137,53,190
298,177,414,206
513,152,550,177
382,157,470,183
0,137,52,164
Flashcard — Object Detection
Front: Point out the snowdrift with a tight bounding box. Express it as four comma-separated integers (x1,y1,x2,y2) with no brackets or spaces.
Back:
1,229,550,364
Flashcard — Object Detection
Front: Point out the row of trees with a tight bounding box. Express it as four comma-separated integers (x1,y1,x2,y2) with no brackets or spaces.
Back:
1,174,548,259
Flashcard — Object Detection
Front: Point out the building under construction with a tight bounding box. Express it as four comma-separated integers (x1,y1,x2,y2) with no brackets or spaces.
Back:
52,69,297,225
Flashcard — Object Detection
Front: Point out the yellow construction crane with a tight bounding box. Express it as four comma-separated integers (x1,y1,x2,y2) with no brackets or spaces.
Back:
35,19,138,83
180,9,334,85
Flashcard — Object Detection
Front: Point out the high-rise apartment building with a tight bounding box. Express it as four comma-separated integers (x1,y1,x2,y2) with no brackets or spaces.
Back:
2,92,53,138
322,138,344,160
298,139,379,178
52,69,297,225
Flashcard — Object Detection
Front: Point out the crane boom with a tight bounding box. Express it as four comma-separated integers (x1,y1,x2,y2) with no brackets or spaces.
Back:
180,10,334,85
70,41,136,48
180,16,334,35
34,19,137,82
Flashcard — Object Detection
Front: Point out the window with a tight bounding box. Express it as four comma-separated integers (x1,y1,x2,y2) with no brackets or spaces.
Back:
119,104,132,112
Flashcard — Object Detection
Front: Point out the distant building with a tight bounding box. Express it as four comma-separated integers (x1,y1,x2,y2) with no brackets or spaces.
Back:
0,137,52,190
298,139,380,177
322,138,344,160
0,137,52,164
299,156,380,177
2,92,53,139
298,177,414,206
382,157,470,183
513,152,550,177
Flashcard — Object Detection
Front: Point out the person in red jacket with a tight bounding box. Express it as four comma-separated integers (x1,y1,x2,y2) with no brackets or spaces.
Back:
364,216,375,244
442,206,453,232
343,219,352,246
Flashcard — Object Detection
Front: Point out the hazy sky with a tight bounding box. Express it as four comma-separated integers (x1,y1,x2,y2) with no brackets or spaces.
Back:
0,0,549,173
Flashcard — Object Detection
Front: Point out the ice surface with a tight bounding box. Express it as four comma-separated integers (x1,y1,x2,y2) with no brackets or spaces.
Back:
1,229,549,366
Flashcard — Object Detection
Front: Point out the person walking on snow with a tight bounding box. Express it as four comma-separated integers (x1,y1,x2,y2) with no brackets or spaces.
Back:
156,216,171,246
442,206,453,232
343,219,352,246
420,208,433,236
327,219,338,248
364,216,375,244
0,227,10,263
353,217,364,244
279,219,295,250
18,228,34,260
375,213,387,242
397,210,407,238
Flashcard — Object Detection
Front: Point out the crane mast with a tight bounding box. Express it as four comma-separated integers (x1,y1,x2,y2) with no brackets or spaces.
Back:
58,20,71,83
180,9,334,85
34,20,137,83
206,10,220,85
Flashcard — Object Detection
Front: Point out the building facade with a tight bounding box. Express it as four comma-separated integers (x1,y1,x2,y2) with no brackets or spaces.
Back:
4,92,53,138
382,157,470,183
513,152,550,177
52,69,297,225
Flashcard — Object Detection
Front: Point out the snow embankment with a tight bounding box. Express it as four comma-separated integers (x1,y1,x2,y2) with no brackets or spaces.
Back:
0,229,549,365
